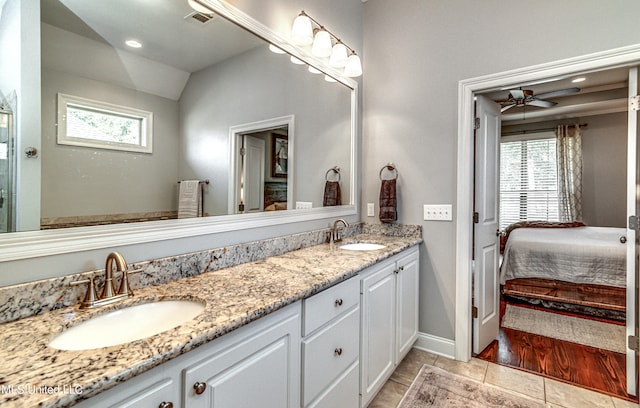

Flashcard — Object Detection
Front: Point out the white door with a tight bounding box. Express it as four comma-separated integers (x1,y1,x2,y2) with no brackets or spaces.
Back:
626,66,639,396
473,95,501,355
242,135,265,213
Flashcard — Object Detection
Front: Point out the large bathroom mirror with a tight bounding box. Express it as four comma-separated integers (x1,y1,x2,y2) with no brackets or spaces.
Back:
0,0,357,261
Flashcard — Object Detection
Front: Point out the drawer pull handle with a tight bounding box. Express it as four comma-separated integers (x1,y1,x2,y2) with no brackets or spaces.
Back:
159,403,173,408
193,382,207,395
335,298,343,306
334,347,343,356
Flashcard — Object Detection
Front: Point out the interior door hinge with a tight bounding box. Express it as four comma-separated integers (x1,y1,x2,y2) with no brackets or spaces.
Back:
629,335,640,352
474,117,481,130
472,306,478,319
473,212,479,224
240,147,246,156
630,95,640,111
629,215,639,230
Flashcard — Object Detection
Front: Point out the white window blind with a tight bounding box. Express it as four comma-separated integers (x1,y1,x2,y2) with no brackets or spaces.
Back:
500,135,559,229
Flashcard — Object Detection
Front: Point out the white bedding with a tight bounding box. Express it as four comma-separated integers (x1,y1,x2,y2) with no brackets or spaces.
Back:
500,226,627,287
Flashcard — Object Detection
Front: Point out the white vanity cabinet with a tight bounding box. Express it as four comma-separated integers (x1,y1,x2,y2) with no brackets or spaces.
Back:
360,246,419,407
182,302,301,408
301,276,360,408
74,302,301,408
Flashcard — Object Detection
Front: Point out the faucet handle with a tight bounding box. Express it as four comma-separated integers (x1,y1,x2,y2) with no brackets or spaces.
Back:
117,268,143,297
70,277,98,308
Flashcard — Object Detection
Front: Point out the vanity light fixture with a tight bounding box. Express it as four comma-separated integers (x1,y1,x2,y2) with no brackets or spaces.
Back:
268,44,286,54
308,66,322,74
291,11,362,77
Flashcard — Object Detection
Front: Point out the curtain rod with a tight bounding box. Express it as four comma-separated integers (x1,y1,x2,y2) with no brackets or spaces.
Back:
501,123,587,137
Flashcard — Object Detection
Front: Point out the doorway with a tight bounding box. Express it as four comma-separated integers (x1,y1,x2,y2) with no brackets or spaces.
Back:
455,44,640,397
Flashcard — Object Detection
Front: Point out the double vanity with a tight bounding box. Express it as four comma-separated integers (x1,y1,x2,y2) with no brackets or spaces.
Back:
0,225,421,407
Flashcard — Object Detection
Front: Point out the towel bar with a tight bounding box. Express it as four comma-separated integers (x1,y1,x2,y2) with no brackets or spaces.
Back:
178,179,210,184
325,166,341,182
379,163,398,180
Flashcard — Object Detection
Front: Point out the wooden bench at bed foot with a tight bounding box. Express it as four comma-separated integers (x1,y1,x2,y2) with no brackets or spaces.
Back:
502,278,626,321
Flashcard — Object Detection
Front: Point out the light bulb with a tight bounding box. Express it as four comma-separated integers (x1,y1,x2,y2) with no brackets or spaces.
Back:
291,14,313,46
311,30,332,58
324,75,337,83
290,56,305,65
344,53,362,77
268,44,285,54
188,0,213,14
329,43,348,68
308,66,322,74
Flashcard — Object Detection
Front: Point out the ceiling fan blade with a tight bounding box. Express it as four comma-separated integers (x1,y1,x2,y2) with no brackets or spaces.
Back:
527,99,556,108
535,87,580,99
501,104,517,113
509,89,525,100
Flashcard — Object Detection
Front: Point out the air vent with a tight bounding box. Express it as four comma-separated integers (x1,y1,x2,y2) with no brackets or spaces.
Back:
184,11,216,25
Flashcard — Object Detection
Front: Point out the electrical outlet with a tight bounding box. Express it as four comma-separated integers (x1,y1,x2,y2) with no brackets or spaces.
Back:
423,204,453,221
367,203,375,217
295,201,312,209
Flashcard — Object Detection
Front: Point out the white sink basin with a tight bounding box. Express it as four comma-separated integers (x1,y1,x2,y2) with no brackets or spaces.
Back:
339,243,386,251
49,300,205,350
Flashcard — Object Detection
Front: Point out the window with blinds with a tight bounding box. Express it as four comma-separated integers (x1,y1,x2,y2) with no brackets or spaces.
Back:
499,133,559,229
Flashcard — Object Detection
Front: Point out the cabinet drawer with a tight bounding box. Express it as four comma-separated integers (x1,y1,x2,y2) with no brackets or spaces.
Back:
302,306,359,406
303,276,359,336
307,361,359,408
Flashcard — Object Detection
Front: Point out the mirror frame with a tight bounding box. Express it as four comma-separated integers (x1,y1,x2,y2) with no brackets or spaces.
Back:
0,0,358,262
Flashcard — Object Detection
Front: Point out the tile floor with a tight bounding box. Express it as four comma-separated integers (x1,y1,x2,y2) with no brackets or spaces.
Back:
368,348,639,408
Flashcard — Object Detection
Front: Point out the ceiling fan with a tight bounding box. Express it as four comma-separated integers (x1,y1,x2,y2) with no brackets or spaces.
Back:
497,87,580,112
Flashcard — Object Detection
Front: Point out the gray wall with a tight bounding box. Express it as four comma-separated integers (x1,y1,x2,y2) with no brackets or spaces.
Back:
179,45,352,215
362,0,640,341
40,68,180,218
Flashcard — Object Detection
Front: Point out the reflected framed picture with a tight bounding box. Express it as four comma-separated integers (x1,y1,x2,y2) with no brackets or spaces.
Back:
271,134,288,178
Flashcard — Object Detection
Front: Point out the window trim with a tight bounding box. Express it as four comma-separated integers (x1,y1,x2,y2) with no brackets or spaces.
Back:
56,93,153,154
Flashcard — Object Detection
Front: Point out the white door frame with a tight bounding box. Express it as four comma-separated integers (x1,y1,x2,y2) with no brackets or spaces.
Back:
455,44,640,363
228,115,295,214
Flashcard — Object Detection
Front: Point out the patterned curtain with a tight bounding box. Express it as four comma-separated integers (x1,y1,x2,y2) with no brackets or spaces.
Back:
556,124,583,222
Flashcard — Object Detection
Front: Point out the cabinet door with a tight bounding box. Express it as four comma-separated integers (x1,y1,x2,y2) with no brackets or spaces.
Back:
360,261,396,407
183,311,300,408
395,249,419,363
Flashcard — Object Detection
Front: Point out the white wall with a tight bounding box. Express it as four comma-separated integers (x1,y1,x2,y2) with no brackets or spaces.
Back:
362,0,640,340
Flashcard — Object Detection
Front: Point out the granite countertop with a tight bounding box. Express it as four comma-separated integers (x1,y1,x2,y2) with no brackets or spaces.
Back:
0,233,421,407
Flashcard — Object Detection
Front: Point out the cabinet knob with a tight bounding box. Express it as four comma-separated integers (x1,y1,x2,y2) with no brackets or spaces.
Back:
621,236,627,243
159,403,173,408
335,298,343,306
193,382,207,395
334,347,343,356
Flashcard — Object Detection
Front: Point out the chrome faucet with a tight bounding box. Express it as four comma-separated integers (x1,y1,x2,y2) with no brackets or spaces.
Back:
71,252,142,309
330,218,349,243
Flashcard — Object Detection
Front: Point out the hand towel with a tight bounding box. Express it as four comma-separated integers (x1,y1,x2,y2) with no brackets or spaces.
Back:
323,181,342,206
178,180,203,219
379,178,397,223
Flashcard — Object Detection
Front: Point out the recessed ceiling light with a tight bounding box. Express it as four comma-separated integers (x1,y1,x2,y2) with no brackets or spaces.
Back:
125,40,142,48
572,77,586,83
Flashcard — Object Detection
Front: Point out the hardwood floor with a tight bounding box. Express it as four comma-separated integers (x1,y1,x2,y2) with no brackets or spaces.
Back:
477,298,637,402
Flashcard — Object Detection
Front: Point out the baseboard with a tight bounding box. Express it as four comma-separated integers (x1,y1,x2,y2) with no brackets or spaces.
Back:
413,332,456,360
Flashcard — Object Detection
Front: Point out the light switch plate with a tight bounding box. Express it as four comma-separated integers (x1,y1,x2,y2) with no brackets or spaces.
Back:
295,201,312,209
423,204,452,221
367,203,375,217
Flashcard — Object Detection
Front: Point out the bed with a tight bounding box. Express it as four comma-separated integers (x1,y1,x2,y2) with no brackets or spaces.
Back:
500,226,627,288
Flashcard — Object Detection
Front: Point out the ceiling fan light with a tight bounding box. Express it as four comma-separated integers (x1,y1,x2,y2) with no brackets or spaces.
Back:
311,29,332,58
344,53,362,77
329,43,348,68
291,14,313,46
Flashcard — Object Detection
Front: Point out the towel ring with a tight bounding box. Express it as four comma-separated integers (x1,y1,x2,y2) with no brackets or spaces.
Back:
379,163,398,180
325,166,341,182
